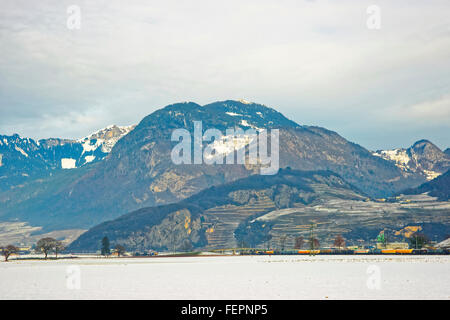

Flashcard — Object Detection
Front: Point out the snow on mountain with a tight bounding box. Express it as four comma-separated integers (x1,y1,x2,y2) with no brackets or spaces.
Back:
203,132,258,161
78,125,135,154
41,124,135,169
61,158,77,169
0,125,135,185
373,149,411,171
74,125,135,167
14,146,29,157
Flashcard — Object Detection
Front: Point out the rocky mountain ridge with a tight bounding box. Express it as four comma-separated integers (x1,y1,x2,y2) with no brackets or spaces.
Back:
373,140,450,181
0,125,134,190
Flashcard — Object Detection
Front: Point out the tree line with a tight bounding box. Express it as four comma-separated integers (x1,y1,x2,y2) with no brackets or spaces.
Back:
1,237,64,261
1,236,128,262
1,231,433,261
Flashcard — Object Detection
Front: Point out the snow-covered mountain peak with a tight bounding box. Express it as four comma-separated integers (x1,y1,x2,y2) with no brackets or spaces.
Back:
373,140,450,180
0,124,136,178
78,125,135,154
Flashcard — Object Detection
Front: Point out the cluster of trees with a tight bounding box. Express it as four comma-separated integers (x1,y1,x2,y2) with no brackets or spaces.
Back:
408,233,429,249
236,233,349,251
101,236,126,257
1,237,65,261
293,236,322,250
256,234,346,251
377,229,431,249
263,231,434,251
2,236,129,262
36,237,65,259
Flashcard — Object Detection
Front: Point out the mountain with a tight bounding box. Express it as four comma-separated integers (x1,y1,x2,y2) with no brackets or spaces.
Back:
0,100,427,232
401,170,450,201
0,125,134,191
373,140,450,181
68,169,450,252
445,148,450,156
67,169,366,251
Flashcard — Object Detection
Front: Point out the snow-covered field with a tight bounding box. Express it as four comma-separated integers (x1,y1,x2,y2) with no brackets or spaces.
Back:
0,255,449,300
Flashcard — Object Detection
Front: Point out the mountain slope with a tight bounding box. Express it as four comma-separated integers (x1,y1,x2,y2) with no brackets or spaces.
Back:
68,169,450,252
0,100,426,231
68,169,367,252
401,170,450,201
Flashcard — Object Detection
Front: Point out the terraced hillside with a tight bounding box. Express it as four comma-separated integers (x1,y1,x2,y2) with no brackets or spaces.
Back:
68,169,365,252
69,169,450,252
253,194,450,248
203,197,276,249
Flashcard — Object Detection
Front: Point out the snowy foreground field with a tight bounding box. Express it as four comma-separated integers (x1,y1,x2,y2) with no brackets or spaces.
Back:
0,255,449,300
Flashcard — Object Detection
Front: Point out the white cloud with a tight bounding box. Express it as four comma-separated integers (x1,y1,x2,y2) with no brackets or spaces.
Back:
0,0,449,149
388,95,450,123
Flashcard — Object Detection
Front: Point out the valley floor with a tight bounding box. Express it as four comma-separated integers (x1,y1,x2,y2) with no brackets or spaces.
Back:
0,255,449,300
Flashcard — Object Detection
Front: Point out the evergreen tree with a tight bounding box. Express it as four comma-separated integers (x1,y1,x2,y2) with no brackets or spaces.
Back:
101,236,110,256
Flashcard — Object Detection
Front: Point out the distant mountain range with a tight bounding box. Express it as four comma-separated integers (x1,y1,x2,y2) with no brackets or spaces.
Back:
0,100,448,244
0,125,134,191
68,169,450,252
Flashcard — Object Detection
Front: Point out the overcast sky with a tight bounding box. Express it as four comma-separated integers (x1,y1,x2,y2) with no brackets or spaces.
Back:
0,0,449,150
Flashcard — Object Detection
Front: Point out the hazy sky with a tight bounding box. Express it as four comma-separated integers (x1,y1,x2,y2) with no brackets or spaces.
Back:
0,0,449,151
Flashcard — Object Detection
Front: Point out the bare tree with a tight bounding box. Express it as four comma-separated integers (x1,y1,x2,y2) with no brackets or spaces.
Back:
294,236,304,249
279,235,287,251
1,245,19,262
409,233,429,249
333,235,346,249
129,232,145,254
36,237,56,259
54,240,65,259
308,223,319,252
180,239,193,252
309,238,320,250
115,244,126,257
239,240,248,248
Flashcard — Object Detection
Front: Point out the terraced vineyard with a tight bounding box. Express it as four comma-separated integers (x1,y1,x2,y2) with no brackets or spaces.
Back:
68,170,450,252
203,197,276,249
256,194,450,246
